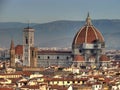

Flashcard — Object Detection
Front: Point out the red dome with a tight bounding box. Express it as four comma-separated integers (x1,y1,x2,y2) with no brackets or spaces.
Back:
72,14,104,46
99,55,109,62
74,55,85,62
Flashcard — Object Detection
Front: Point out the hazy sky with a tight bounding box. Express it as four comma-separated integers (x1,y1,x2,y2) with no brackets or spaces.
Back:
0,0,120,23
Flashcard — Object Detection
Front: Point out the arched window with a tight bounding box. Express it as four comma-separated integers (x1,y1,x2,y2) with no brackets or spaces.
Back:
30,37,32,44
32,51,34,58
25,37,28,44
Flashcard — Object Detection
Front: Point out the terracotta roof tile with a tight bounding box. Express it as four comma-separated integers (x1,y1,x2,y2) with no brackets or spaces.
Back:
38,50,71,54
21,85,39,89
0,87,13,90
49,85,69,90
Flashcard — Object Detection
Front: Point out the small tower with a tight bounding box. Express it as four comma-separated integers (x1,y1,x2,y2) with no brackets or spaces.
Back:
10,40,15,67
23,24,35,67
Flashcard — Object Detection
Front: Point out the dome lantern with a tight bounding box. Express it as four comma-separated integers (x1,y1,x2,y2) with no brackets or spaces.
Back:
86,12,92,26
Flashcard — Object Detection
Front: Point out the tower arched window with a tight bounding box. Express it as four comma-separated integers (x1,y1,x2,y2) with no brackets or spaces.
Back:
25,37,28,44
30,37,32,44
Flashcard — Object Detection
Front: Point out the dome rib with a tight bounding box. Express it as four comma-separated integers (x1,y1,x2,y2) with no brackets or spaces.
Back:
85,26,89,43
92,26,104,42
74,26,86,45
91,26,98,40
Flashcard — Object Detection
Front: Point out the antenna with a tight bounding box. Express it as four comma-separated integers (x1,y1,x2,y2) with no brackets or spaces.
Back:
27,20,30,28
87,12,90,17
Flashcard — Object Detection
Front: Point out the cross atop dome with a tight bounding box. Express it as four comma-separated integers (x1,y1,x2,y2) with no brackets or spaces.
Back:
86,12,92,26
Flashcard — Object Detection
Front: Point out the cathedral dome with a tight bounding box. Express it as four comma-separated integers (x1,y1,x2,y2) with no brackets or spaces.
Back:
72,13,104,47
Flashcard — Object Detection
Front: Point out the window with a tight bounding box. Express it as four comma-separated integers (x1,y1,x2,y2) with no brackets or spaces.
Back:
25,37,28,44
48,56,50,59
30,37,32,44
32,51,34,57
66,56,69,60
38,56,40,59
18,56,20,59
57,56,59,59
79,49,82,53
25,57,28,60
67,81,70,83
25,48,28,52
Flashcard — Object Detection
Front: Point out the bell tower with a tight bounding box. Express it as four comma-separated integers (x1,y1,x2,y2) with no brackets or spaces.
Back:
23,25,35,66
10,40,15,67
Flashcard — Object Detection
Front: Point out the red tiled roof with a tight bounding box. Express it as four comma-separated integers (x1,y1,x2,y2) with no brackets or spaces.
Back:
0,87,13,90
49,85,68,90
45,77,88,82
22,71,32,76
15,45,23,55
0,71,31,77
21,85,39,89
38,50,71,54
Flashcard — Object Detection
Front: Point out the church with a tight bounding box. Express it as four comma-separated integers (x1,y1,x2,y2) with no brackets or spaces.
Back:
10,14,110,69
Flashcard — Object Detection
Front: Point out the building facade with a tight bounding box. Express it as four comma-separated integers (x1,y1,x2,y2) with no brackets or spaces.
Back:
37,50,72,67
